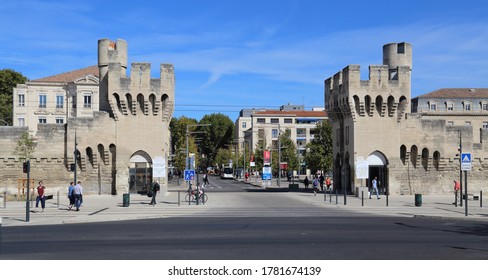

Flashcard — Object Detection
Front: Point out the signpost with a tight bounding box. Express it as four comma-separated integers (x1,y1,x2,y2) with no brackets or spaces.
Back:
184,169,195,181
461,153,471,216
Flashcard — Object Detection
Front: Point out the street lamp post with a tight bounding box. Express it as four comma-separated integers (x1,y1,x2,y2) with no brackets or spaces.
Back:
185,124,211,186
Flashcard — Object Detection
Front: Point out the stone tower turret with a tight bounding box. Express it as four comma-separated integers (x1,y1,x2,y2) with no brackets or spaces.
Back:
383,42,412,80
98,38,128,113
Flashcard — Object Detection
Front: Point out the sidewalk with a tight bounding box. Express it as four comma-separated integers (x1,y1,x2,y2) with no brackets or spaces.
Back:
0,179,487,227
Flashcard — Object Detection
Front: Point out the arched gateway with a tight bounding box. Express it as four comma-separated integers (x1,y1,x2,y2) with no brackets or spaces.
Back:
129,151,153,194
367,151,389,195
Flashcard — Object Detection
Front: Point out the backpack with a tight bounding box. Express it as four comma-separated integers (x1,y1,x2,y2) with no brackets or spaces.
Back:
153,183,160,192
313,179,318,187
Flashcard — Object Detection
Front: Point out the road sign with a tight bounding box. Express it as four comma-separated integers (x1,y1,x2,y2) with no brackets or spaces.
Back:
184,169,195,181
461,153,472,171
262,166,272,180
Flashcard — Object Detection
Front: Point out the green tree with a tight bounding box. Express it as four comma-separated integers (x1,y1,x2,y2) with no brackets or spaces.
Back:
271,130,298,175
169,116,199,173
14,131,36,160
214,147,233,169
198,113,234,168
304,120,333,174
0,69,28,125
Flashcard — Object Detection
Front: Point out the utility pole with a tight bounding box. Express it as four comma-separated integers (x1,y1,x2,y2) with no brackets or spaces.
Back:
459,130,463,207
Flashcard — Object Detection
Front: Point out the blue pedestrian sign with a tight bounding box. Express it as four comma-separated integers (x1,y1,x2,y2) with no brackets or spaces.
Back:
184,169,195,181
461,153,472,171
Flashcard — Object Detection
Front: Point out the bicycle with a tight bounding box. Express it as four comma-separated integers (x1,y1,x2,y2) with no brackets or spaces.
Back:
184,189,208,203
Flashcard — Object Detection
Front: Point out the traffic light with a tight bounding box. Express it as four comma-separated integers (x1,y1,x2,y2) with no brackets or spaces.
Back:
22,161,30,173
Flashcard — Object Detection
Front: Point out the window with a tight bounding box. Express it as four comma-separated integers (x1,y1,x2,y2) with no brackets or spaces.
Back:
284,118,293,124
465,102,471,111
483,122,488,129
242,122,246,128
38,117,47,124
270,118,279,124
256,118,265,123
429,102,437,111
18,117,25,127
272,129,278,138
465,121,471,126
483,103,488,111
446,102,454,111
39,94,46,108
55,118,64,124
447,121,454,126
83,94,92,108
18,94,25,107
56,95,64,109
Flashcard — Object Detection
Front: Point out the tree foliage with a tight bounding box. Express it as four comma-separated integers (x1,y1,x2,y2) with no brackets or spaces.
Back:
169,116,198,173
198,113,234,168
14,131,36,160
304,120,333,174
0,69,28,125
271,129,298,174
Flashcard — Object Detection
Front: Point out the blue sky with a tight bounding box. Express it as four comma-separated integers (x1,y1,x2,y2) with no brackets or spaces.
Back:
2,0,488,121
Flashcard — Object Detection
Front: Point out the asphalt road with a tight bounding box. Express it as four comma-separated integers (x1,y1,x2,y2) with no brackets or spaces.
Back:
2,213,488,260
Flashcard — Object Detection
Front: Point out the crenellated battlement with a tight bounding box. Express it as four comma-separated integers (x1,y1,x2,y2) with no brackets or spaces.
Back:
97,39,175,122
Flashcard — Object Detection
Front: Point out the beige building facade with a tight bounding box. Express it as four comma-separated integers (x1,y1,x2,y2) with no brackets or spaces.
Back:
326,42,488,196
1,38,174,196
235,105,327,175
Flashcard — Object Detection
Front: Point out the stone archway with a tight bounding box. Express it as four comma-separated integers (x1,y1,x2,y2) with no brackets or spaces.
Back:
367,151,389,195
128,151,153,194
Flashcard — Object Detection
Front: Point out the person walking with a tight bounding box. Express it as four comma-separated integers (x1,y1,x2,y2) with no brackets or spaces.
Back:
149,181,160,205
312,176,319,196
453,180,461,205
303,176,309,190
35,181,46,212
325,176,332,191
67,181,75,210
203,172,209,186
319,174,325,192
369,176,380,199
73,181,83,211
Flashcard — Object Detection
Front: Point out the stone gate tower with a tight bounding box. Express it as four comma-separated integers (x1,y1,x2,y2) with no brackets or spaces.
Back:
325,42,412,194
65,38,174,195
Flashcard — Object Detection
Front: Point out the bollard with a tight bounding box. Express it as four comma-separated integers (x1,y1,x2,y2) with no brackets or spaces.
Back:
0,217,2,257
480,191,483,208
178,191,180,207
329,189,332,203
324,189,326,202
335,189,338,205
57,191,60,208
3,191,6,208
344,190,347,206
202,188,205,205
386,191,389,207
362,191,364,207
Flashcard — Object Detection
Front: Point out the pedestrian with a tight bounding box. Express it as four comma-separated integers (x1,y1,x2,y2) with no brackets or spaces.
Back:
369,176,380,199
67,181,75,210
453,180,461,205
303,176,309,190
319,174,325,192
149,181,160,205
203,172,209,186
325,176,332,191
312,177,319,196
35,181,46,212
73,181,83,211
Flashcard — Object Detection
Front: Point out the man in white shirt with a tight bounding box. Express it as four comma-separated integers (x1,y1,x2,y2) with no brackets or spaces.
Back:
73,181,83,211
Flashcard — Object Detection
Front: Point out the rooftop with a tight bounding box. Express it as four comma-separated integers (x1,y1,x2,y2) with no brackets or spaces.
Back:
415,88,488,99
31,65,99,83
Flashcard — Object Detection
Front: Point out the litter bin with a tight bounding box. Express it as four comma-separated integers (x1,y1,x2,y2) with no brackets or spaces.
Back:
122,193,130,207
415,193,422,207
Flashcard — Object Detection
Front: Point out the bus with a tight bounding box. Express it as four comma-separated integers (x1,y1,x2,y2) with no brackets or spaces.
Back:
220,166,234,179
